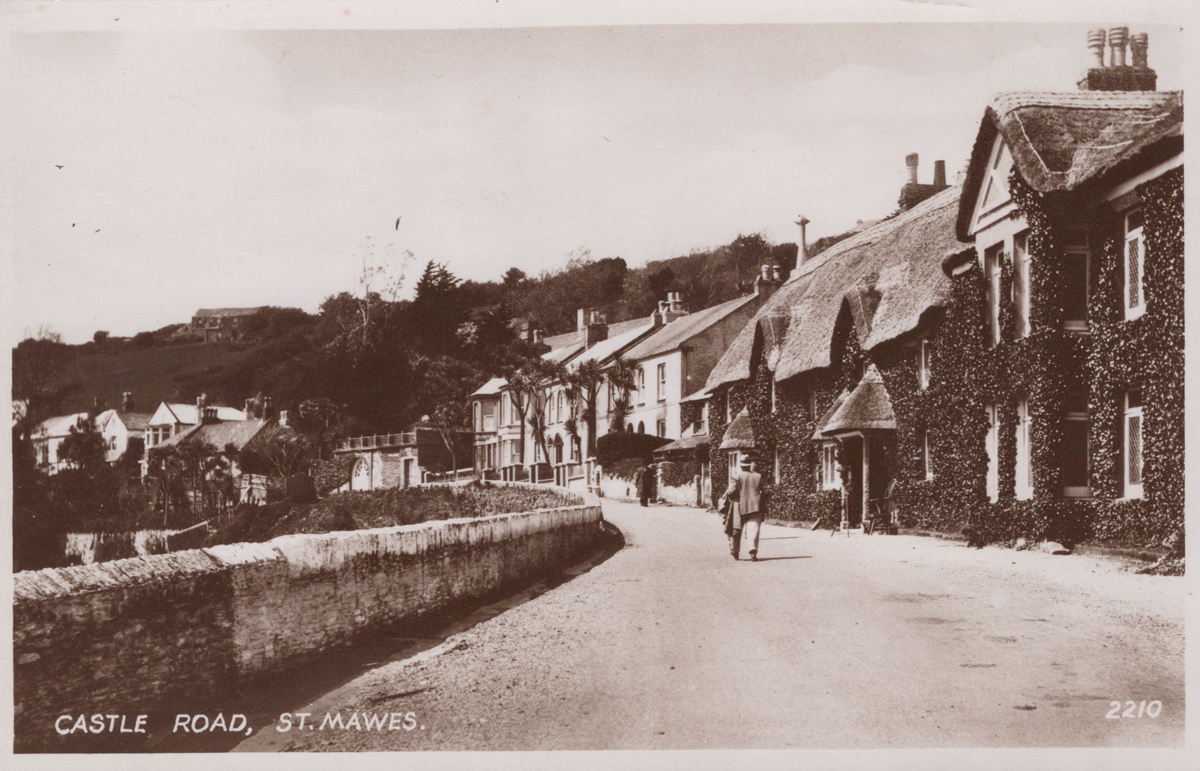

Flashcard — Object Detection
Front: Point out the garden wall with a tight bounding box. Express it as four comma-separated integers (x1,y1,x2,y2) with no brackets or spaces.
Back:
13,484,603,751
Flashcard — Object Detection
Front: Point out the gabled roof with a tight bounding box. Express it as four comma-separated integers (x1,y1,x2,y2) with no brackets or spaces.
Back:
622,294,760,362
957,90,1184,239
34,412,92,439
471,377,507,397
707,186,960,389
156,403,248,425
821,365,897,435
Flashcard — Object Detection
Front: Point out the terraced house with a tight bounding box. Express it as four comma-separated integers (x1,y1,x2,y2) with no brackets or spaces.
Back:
705,29,1183,548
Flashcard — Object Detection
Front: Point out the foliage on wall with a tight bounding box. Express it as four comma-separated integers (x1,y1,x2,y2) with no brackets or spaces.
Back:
704,166,1182,550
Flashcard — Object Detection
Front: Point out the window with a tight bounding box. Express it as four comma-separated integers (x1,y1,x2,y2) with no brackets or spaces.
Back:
773,446,780,483
1124,389,1143,499
918,428,933,481
473,402,481,431
656,419,666,437
1063,227,1093,332
1015,399,1032,499
638,421,645,434
821,442,841,491
729,451,739,479
985,402,999,501
1062,392,1091,498
638,369,646,405
915,339,930,391
1124,210,1145,320
657,363,666,402
1013,231,1031,338
557,391,565,423
985,243,1003,348
572,436,581,462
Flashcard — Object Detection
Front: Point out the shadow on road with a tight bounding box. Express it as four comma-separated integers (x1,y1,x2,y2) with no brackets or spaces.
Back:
748,555,813,562
130,520,628,754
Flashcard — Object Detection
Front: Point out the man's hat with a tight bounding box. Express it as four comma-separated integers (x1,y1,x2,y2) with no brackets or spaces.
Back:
739,457,753,468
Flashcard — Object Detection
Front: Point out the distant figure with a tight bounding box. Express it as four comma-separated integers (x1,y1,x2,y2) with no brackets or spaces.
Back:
634,463,652,507
722,457,765,561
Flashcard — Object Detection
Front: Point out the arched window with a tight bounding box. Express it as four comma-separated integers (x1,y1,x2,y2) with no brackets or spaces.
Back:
553,435,564,464
352,458,371,491
638,421,645,434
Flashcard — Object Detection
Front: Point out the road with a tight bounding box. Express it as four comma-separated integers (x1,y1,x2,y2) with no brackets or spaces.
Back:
235,498,1184,751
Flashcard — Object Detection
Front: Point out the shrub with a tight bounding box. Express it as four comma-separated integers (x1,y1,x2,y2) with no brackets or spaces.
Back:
596,432,669,466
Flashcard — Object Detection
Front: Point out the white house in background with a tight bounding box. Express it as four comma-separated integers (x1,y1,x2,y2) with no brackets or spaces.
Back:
31,412,93,473
619,284,774,440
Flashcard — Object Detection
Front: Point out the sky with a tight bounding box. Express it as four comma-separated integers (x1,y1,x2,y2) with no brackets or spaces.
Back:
3,8,1186,344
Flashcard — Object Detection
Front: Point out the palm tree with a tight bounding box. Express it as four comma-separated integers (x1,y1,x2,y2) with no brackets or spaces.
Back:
508,358,564,479
606,355,637,435
564,359,607,458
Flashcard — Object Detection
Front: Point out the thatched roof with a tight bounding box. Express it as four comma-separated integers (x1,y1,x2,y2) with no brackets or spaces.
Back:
707,185,960,389
821,365,897,435
719,408,755,450
811,389,849,440
957,90,1183,239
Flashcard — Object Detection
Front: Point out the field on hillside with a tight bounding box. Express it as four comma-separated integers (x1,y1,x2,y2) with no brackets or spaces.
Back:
51,342,249,412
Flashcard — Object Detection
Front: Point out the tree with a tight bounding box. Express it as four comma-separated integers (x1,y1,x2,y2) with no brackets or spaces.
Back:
414,355,481,475
564,359,607,458
58,416,107,474
12,327,75,426
408,261,465,356
508,357,564,477
605,356,637,433
93,330,110,345
502,267,527,289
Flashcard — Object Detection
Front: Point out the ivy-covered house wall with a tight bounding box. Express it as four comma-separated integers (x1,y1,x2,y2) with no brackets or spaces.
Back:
706,166,1181,550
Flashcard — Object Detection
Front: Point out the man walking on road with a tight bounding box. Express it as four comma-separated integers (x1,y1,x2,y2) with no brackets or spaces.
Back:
635,463,651,507
722,457,764,561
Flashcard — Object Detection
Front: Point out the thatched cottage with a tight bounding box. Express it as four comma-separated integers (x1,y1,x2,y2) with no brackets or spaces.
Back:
704,28,1183,548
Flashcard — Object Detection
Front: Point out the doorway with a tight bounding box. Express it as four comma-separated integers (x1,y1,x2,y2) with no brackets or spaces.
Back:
842,437,863,527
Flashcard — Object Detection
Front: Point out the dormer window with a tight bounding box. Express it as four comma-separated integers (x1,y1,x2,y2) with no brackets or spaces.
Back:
1124,209,1145,320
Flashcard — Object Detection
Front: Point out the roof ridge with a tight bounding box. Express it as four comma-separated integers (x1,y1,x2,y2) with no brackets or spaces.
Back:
786,184,961,285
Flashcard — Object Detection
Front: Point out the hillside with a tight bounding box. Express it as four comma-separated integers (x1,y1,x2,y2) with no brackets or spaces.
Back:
50,342,252,413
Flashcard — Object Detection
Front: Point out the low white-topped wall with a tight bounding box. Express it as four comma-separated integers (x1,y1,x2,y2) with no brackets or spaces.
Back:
13,484,603,751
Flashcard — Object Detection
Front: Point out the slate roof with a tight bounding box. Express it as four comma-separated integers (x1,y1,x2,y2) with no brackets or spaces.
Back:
654,433,709,454
622,294,759,362
471,378,507,397
34,412,91,438
957,90,1184,239
193,307,266,318
541,317,652,351
568,323,655,369
114,411,152,432
820,365,897,435
707,185,961,389
156,419,273,452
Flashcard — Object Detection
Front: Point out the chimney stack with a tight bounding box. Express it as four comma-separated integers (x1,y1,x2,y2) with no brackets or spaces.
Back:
121,391,134,412
278,409,288,427
1108,26,1128,67
1078,27,1156,91
754,264,780,299
577,308,587,332
245,398,255,418
795,215,810,266
262,396,274,419
899,153,949,211
933,160,946,188
196,393,207,418
905,153,919,185
585,311,608,348
1130,32,1148,68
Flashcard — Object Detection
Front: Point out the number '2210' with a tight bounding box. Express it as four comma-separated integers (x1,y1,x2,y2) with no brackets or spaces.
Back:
1106,700,1162,719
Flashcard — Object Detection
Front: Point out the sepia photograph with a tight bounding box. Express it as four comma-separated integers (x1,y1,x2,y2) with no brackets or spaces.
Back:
3,2,1192,768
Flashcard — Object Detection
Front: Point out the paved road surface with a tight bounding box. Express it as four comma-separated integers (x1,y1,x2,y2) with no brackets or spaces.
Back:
236,499,1184,751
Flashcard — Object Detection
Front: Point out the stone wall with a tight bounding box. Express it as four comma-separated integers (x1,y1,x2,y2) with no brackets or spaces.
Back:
14,485,603,751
